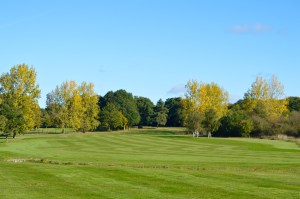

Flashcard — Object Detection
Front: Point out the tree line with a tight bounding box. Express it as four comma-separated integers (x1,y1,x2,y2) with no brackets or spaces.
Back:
1,64,300,137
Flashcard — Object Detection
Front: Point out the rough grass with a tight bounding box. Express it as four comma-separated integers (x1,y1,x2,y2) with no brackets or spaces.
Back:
0,128,300,199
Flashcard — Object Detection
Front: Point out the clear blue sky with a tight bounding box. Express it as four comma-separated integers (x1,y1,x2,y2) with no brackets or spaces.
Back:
1,0,299,108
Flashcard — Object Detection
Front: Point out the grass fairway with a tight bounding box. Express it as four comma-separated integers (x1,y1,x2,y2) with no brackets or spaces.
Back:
0,129,300,199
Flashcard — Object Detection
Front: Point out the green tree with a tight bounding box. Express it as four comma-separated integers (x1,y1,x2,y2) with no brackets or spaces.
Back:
201,109,220,137
0,115,7,133
186,110,203,136
285,111,300,136
102,90,140,127
0,64,41,134
0,99,25,138
135,96,154,126
218,110,253,137
100,103,124,131
156,112,168,127
287,97,300,112
165,97,185,127
40,108,52,128
154,99,169,127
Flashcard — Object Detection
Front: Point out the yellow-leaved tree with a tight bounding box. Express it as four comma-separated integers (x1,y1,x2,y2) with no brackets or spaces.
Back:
46,81,99,132
244,75,288,120
185,80,229,136
0,64,41,136
78,82,100,132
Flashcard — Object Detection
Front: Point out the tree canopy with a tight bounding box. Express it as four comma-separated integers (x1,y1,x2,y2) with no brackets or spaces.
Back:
102,90,140,127
46,81,99,132
1,65,299,137
0,64,40,134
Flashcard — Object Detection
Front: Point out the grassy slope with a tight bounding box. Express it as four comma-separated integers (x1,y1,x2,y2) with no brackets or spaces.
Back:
0,129,300,199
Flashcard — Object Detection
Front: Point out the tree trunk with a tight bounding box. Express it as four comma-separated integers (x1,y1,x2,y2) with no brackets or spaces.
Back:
13,132,16,139
208,132,211,138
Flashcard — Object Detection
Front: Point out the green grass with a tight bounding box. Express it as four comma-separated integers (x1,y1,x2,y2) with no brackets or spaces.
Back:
0,128,300,199
26,128,76,134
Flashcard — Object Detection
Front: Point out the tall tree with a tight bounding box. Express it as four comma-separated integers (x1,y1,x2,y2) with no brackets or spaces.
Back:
201,109,220,137
100,103,124,131
244,75,288,120
0,98,25,138
185,80,229,119
0,64,41,134
185,80,228,135
154,99,169,127
102,90,140,127
135,96,154,126
287,97,300,112
78,82,100,132
46,81,99,132
186,110,203,136
156,112,168,127
217,110,253,137
165,97,185,127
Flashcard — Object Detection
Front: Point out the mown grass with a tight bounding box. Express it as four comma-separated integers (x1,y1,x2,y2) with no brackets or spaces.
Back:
0,128,300,199
26,128,76,134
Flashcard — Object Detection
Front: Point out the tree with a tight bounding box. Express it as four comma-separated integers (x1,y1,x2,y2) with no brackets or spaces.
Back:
165,97,186,127
156,112,168,127
0,64,41,134
185,80,229,119
186,110,203,136
102,90,140,127
78,82,100,132
245,75,288,120
0,98,25,138
135,96,154,126
287,97,300,112
285,111,300,136
46,81,80,129
154,99,169,127
185,80,229,135
0,115,7,133
217,110,253,137
46,81,100,132
40,108,52,128
100,103,124,131
201,109,220,137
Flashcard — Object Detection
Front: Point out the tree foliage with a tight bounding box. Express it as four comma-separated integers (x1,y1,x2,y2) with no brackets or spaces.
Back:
201,109,220,136
244,75,288,120
154,99,169,127
217,110,253,137
0,64,41,133
287,97,300,112
100,103,124,131
0,98,25,136
102,90,140,127
185,80,228,135
135,96,154,126
165,97,186,127
186,110,203,134
185,80,229,119
46,81,99,132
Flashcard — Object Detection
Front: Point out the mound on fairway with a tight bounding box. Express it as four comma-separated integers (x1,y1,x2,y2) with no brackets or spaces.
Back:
0,129,300,199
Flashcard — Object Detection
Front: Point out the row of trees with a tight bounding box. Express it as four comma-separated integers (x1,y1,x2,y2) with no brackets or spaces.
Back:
1,64,300,137
184,76,300,137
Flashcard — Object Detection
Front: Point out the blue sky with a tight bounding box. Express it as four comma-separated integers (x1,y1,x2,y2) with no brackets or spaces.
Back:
1,0,299,107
